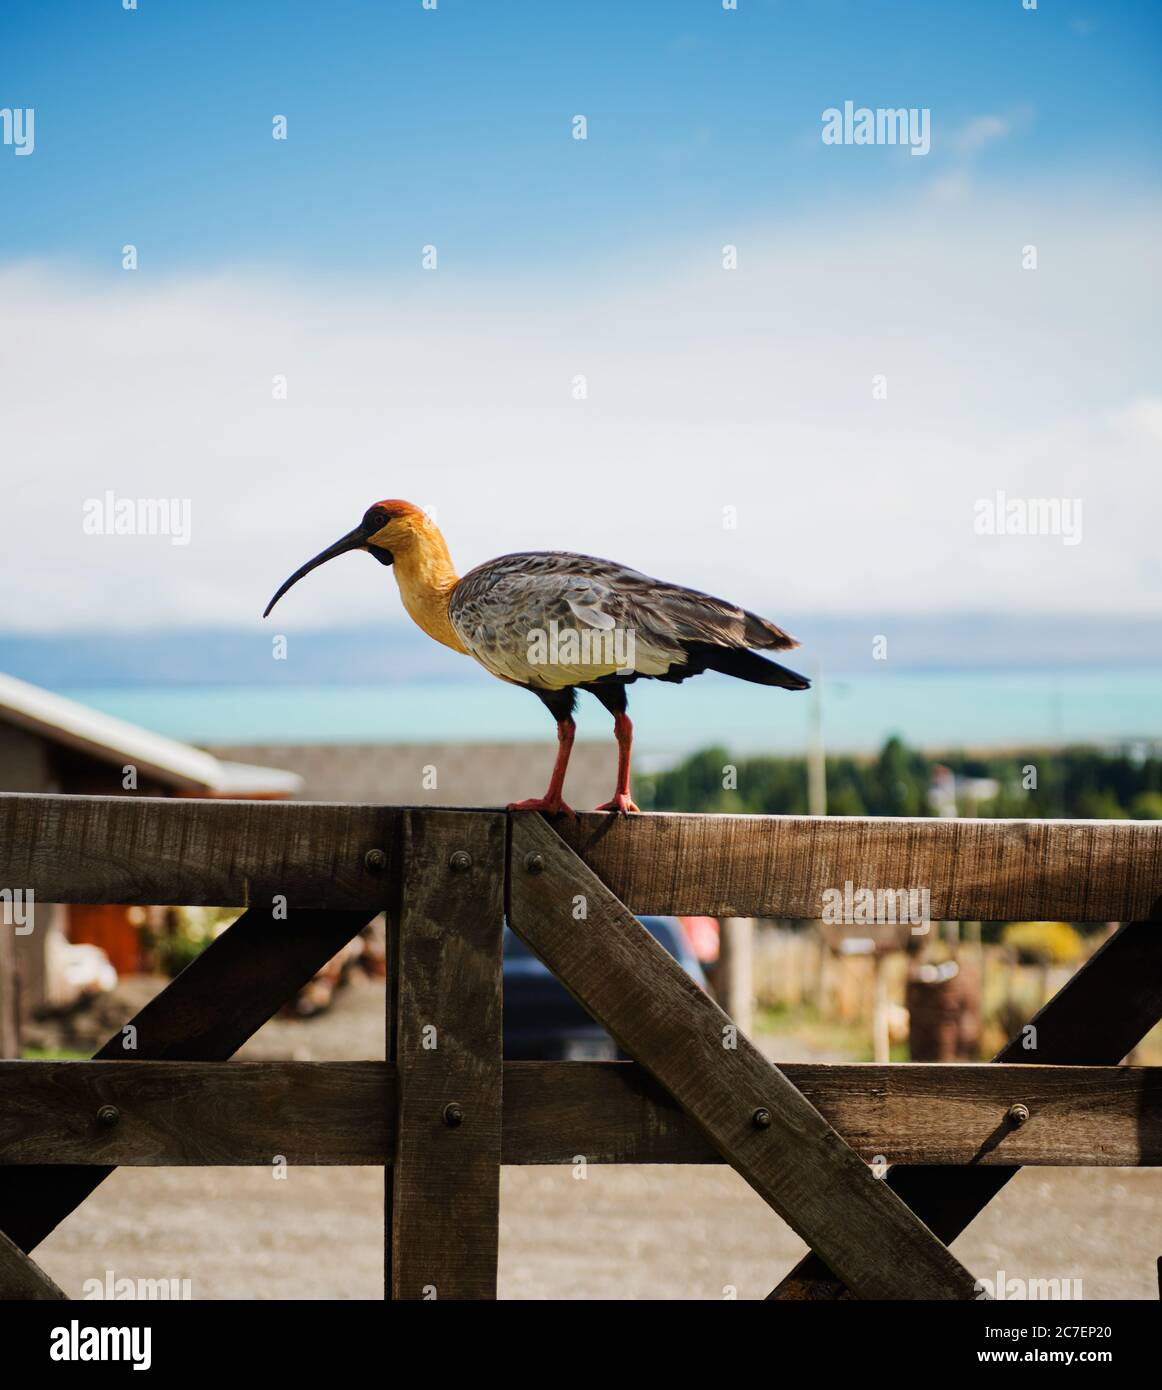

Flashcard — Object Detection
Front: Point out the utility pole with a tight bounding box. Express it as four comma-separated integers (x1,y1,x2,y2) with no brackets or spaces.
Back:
807,660,826,817
718,918,755,1038
871,949,890,1063
0,925,19,1059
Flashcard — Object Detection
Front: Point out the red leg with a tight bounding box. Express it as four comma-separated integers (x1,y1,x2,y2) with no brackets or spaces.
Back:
509,717,576,817
596,711,640,814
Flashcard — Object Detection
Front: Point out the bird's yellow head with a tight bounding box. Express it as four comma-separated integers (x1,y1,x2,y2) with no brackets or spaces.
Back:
263,499,457,629
359,498,439,560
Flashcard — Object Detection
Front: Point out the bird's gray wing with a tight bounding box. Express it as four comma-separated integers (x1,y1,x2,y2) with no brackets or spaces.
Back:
448,552,798,689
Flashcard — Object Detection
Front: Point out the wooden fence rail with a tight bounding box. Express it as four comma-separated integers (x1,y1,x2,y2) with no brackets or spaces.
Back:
2,792,1160,920
2,1060,1158,1168
0,793,1159,1301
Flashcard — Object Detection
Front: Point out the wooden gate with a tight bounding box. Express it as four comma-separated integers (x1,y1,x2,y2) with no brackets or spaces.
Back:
0,794,1159,1299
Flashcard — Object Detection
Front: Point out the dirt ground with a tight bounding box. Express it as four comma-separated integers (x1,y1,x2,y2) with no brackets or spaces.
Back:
33,974,1162,1301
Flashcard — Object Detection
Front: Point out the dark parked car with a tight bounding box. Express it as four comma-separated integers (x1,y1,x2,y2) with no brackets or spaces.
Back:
502,916,708,1060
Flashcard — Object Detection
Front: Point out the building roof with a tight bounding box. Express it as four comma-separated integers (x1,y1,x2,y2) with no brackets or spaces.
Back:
208,739,619,807
0,672,302,797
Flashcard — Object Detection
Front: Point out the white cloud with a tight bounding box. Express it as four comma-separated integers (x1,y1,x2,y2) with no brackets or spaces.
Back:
927,170,973,203
950,113,1012,158
1,186,1159,632
1109,394,1162,445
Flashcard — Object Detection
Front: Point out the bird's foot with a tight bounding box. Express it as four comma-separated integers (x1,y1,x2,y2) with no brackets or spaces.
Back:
595,793,641,815
508,795,577,819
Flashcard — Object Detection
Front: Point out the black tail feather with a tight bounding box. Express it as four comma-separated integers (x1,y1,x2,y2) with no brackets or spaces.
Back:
706,647,810,690
675,642,810,690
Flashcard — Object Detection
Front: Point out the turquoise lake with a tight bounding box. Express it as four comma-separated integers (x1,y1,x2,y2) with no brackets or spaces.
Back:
58,668,1162,757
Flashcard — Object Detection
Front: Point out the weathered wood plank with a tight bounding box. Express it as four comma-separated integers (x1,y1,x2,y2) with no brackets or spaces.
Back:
510,813,979,1301
0,1228,66,1300
1,1060,1157,1168
4,794,1161,921
790,1061,1162,1166
505,1060,711,1165
0,1061,390,1166
556,812,1162,922
390,810,505,1301
0,792,399,907
384,855,402,1300
501,1061,1162,1168
771,916,1162,1300
0,905,377,1253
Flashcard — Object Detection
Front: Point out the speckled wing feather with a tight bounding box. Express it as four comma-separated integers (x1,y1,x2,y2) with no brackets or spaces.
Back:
448,551,799,691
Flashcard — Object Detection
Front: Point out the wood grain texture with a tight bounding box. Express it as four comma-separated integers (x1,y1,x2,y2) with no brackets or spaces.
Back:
1,1060,1156,1168
555,812,1162,921
0,1061,390,1166
390,810,505,1301
4,794,1160,920
510,813,979,1301
500,1061,1162,1168
0,792,400,907
0,905,377,1253
0,1228,66,1300
771,917,1162,1300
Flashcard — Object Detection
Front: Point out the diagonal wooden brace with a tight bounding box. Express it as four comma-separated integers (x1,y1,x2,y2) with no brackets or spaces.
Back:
509,813,980,1300
0,1228,67,1301
771,916,1162,1299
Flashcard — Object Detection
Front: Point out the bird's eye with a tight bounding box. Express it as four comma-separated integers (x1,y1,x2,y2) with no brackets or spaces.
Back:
365,510,386,531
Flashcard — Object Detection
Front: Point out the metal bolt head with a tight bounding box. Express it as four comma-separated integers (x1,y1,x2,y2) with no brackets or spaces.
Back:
752,1107,773,1130
1007,1103,1030,1127
443,1102,464,1128
96,1104,120,1129
364,848,387,872
524,852,545,874
449,850,472,873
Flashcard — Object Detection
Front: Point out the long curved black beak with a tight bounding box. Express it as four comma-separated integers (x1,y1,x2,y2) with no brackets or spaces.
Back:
263,525,370,618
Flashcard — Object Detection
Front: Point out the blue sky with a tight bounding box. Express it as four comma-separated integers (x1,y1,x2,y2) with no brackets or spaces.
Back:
1,1,1160,633
3,0,1159,275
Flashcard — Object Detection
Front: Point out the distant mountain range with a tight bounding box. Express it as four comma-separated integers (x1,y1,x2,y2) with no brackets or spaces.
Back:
1,614,1158,688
